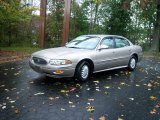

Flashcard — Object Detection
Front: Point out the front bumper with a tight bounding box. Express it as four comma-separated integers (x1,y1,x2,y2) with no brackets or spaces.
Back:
29,60,75,78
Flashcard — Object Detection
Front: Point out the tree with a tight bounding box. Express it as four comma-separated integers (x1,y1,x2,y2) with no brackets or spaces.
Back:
70,0,89,38
151,0,160,51
104,0,131,36
0,0,35,46
46,0,64,47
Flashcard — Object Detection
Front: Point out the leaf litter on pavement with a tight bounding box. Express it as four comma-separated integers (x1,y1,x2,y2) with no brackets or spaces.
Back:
0,58,160,119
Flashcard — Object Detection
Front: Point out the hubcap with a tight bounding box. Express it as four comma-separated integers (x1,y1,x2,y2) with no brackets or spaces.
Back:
81,65,89,79
130,58,136,69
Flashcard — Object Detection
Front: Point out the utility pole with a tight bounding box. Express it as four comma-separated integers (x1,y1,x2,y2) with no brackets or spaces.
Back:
39,0,47,48
62,0,71,46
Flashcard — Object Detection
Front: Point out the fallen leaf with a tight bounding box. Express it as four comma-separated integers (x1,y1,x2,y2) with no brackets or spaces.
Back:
69,101,73,104
69,105,76,108
0,85,5,88
96,89,100,91
48,97,54,100
6,97,10,100
14,72,20,76
87,102,91,105
69,87,76,92
2,106,6,109
3,103,6,106
9,100,16,103
76,84,81,87
4,73,7,75
76,94,79,97
61,108,65,111
89,117,94,120
157,76,160,79
104,86,110,89
115,74,119,76
104,92,109,95
93,81,99,83
86,106,95,113
11,88,16,90
118,117,124,120
120,103,124,107
147,83,152,87
30,81,34,84
99,115,107,120
60,90,69,93
129,98,134,101
88,99,94,101
107,76,112,80
87,88,91,91
155,103,160,108
11,67,15,70
34,92,44,96
120,82,126,85
150,96,157,101
150,109,157,115
11,106,15,108
15,108,20,114
118,87,121,89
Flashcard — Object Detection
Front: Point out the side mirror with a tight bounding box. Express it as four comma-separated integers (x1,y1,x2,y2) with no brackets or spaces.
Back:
65,42,68,47
98,45,109,50
65,42,68,45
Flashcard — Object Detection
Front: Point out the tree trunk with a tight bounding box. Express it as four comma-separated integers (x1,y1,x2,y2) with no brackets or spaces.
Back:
93,3,99,28
89,1,93,34
151,0,160,52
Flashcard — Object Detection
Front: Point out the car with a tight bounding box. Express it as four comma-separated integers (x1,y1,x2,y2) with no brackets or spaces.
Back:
29,35,143,81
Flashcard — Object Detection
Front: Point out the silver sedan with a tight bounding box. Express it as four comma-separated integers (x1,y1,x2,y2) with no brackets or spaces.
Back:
29,35,143,81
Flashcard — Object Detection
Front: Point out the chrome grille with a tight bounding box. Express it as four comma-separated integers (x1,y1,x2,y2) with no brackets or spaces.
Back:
32,57,47,65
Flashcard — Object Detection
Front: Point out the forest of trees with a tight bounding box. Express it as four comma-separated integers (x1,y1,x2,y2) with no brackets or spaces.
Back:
0,0,160,51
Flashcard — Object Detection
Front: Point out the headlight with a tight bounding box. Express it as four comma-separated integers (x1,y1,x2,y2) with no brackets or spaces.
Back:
49,59,72,65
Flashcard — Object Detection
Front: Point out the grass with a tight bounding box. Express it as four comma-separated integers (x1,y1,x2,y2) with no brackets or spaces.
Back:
0,47,41,53
143,51,160,57
0,47,160,57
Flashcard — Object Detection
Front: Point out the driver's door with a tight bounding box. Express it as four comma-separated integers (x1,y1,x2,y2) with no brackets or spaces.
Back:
94,37,116,71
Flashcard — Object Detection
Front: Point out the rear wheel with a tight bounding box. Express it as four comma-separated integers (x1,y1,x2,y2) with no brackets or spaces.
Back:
128,56,137,71
75,61,90,81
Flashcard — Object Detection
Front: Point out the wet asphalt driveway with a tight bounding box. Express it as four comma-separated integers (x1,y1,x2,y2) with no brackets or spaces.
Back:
0,58,160,120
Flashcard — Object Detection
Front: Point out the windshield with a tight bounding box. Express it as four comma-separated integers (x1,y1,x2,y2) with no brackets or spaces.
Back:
66,36,100,50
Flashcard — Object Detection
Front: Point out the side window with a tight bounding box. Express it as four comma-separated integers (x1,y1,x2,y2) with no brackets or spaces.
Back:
115,38,130,48
101,38,114,48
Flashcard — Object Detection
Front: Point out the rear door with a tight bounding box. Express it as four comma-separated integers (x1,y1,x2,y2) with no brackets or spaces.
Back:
113,37,132,67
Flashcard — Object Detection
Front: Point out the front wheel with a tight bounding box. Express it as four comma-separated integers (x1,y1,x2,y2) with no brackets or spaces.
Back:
75,61,90,81
128,56,137,71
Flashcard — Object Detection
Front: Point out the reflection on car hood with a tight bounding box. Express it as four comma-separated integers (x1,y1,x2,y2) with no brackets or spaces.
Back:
32,47,92,59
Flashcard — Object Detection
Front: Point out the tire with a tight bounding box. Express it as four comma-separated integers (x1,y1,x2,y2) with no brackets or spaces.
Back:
128,56,137,71
75,61,90,81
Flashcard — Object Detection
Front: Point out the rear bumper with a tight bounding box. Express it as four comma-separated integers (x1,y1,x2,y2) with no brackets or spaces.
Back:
29,60,75,78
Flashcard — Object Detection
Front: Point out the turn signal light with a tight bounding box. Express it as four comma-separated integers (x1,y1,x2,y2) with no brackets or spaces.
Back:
54,70,64,74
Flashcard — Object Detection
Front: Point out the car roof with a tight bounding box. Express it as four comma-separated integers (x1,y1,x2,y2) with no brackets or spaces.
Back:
82,34,127,39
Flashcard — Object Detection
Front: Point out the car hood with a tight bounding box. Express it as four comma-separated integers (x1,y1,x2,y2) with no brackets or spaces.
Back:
32,47,92,59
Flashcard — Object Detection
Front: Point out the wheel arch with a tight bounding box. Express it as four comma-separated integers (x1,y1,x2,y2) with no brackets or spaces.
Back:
131,53,138,62
75,58,94,74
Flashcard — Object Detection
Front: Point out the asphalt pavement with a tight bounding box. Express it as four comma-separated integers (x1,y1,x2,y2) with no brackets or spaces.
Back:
0,58,159,120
